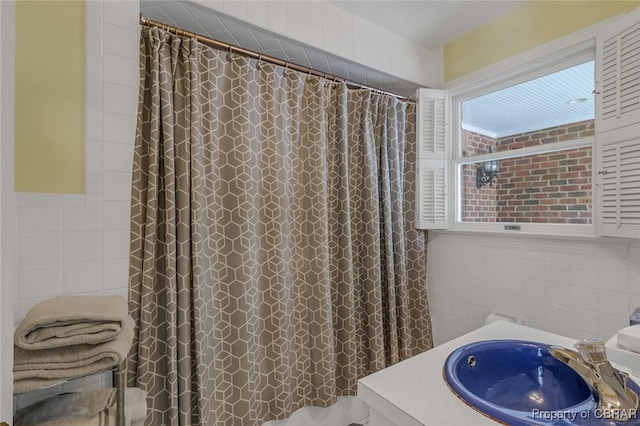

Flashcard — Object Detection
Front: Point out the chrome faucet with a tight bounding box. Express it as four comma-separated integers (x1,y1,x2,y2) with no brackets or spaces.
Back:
548,339,639,422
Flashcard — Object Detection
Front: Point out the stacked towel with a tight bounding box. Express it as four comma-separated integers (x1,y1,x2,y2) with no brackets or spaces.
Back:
14,296,135,394
13,387,147,426
15,295,132,350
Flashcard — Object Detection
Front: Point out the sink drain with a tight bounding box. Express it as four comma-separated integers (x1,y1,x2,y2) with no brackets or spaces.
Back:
467,356,476,368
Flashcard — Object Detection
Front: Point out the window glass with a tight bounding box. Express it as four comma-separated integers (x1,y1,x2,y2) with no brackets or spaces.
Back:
460,147,592,224
457,59,594,227
461,61,594,156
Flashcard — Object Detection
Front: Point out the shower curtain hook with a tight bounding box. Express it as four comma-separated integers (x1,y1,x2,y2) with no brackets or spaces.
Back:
322,72,330,87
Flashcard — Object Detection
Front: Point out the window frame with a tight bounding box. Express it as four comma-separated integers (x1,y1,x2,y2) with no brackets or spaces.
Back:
448,50,597,236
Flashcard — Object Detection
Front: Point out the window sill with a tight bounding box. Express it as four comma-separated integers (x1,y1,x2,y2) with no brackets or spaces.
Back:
434,227,635,243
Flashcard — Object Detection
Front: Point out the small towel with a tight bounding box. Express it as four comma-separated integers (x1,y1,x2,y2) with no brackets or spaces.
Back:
13,317,134,394
15,296,131,350
13,387,147,426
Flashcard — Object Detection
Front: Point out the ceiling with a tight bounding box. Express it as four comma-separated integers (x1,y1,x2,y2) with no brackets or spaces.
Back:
463,61,595,138
331,1,526,49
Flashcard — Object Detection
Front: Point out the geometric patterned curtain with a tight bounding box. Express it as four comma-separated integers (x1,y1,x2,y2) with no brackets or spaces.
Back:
127,26,432,426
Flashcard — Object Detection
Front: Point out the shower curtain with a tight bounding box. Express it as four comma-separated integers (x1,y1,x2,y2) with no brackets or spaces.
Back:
128,27,432,426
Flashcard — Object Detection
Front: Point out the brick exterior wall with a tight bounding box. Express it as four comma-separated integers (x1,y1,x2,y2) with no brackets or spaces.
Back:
461,120,593,224
461,130,497,222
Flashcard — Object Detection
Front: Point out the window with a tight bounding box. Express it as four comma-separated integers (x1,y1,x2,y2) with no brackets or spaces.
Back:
451,57,595,234
416,8,640,238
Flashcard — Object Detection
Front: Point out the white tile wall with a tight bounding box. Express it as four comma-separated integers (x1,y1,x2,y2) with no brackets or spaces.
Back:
190,0,443,87
63,262,103,294
18,233,63,267
13,0,139,410
13,0,138,308
428,232,640,347
18,265,62,300
63,208,102,232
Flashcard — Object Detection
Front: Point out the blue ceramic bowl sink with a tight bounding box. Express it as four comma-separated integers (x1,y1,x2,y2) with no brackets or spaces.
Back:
444,340,640,425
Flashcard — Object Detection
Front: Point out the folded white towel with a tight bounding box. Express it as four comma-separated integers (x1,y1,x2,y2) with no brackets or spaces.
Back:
15,296,131,350
14,317,134,394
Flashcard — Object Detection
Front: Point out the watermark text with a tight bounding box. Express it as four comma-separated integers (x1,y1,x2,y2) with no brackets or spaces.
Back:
531,408,638,421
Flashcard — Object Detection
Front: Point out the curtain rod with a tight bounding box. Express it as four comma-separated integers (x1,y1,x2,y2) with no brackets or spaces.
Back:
139,15,416,103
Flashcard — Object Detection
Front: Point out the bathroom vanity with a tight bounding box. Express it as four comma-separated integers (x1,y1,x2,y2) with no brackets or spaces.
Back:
357,321,639,426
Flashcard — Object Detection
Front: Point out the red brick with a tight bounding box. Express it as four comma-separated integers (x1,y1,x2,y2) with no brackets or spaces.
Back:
568,151,588,158
462,120,593,224
568,124,587,133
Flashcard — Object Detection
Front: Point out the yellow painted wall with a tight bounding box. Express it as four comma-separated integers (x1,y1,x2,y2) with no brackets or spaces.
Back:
15,1,85,193
444,1,640,82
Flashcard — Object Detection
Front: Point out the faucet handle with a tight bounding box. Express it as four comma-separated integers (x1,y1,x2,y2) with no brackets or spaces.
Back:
574,339,607,364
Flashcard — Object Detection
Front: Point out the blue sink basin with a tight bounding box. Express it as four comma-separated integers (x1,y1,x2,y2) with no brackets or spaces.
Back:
444,340,640,425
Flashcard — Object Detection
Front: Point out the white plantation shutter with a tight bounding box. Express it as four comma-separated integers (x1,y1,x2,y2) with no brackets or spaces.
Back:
418,161,447,228
599,143,618,226
597,8,640,133
417,89,447,159
416,89,448,229
594,9,640,238
596,126,640,238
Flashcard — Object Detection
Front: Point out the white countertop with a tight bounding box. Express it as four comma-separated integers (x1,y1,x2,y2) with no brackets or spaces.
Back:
357,321,629,426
